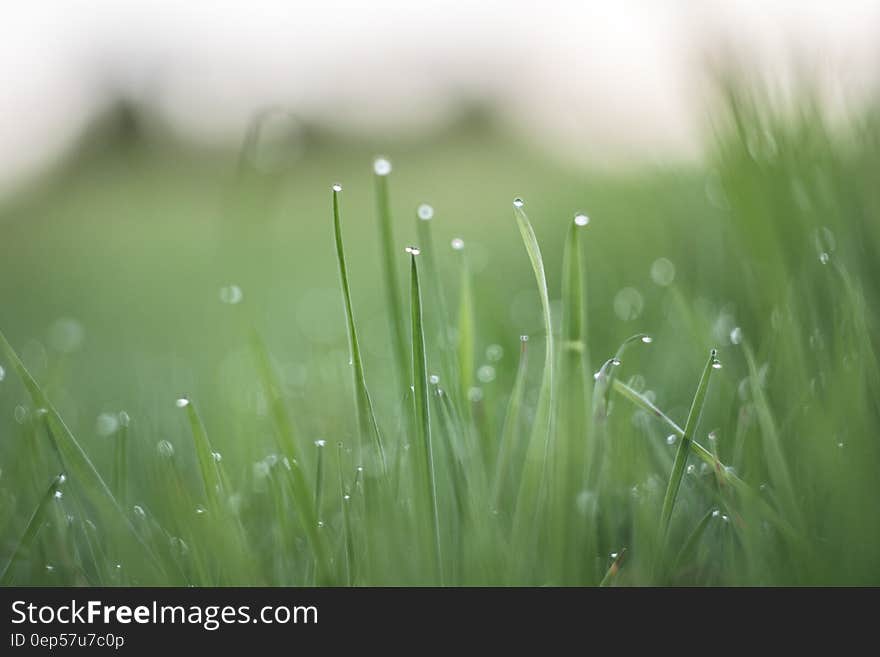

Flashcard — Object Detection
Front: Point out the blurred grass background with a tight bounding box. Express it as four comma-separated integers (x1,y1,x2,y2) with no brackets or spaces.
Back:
1,76,879,585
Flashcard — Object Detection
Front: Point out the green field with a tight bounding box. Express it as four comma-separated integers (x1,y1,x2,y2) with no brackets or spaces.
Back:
1,84,879,585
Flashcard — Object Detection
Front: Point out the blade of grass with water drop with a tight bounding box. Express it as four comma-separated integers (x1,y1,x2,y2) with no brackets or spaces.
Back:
612,377,798,540
416,205,456,388
659,349,719,537
672,507,716,575
551,217,591,579
332,185,386,473
249,330,333,584
180,400,227,512
409,250,444,584
374,162,408,393
598,547,627,587
511,201,555,562
0,474,64,585
455,245,475,411
0,329,161,579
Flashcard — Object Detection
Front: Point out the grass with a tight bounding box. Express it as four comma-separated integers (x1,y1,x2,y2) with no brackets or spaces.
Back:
1,79,880,585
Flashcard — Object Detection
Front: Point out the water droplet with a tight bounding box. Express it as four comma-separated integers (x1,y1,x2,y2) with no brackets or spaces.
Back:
711,509,721,518
45,564,55,572
429,374,440,385
253,461,270,479
513,197,524,208
211,451,222,463
315,439,326,448
574,213,589,227
712,361,723,370
520,334,529,342
708,431,717,443
686,464,696,475
641,335,653,344
48,317,85,353
451,237,464,251
666,434,677,446
54,490,63,499
730,326,743,345
650,258,676,286
35,408,48,418
133,505,146,518
331,183,342,192
417,204,434,220
219,284,243,305
317,520,325,528
837,441,844,449
477,365,496,383
613,287,644,321
118,410,130,427
175,397,190,409
486,344,504,361
57,473,66,485
405,246,421,256
96,412,120,437
373,157,391,176
14,405,29,424
170,536,189,556
195,505,207,515
343,494,351,501
611,358,621,367
721,514,730,523
813,226,836,262
467,386,484,402
157,440,175,458
0,365,5,382
610,552,618,560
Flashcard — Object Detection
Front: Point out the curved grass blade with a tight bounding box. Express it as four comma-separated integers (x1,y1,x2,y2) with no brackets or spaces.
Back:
332,184,387,473
659,349,721,537
0,474,65,585
409,247,444,584
0,329,161,578
511,199,555,556
373,159,408,393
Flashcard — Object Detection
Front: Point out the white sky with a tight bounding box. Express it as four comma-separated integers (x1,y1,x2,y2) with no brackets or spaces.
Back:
1,1,878,193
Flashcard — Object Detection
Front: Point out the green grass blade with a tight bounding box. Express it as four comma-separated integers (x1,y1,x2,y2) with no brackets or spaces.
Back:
672,507,717,575
454,239,475,410
177,398,226,511
551,216,591,579
337,443,356,586
112,415,129,505
408,247,444,584
314,439,326,523
659,349,720,537
373,159,408,393
598,547,627,587
0,329,160,578
511,199,555,561
332,184,387,473
416,203,455,385
491,335,529,512
249,330,334,584
0,474,65,585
